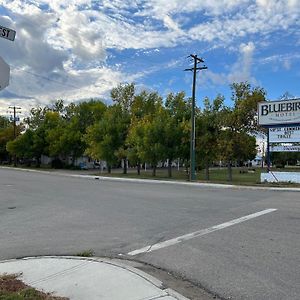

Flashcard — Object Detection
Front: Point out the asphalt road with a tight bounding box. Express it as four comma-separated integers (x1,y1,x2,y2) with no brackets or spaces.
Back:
0,168,299,299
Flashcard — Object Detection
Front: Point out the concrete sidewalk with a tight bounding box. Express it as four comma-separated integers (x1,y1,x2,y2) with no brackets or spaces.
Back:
0,256,189,300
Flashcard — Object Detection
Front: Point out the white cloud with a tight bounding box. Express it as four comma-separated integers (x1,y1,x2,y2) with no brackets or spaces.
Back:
203,42,256,86
260,52,300,71
228,42,255,82
0,0,299,112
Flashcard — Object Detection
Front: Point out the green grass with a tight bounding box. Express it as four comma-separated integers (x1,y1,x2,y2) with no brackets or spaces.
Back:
4,164,300,187
75,249,94,257
0,288,44,300
94,166,300,187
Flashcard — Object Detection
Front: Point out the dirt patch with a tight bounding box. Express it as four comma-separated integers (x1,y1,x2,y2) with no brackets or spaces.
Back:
0,273,69,299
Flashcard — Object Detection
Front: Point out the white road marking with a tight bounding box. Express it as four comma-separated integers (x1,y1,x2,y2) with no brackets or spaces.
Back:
128,208,277,256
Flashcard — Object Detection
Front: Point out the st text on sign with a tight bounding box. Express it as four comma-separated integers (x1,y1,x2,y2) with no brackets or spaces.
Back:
0,25,16,41
258,99,300,126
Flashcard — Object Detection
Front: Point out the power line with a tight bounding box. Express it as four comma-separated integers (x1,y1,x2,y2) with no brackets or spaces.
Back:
20,69,80,89
11,67,105,99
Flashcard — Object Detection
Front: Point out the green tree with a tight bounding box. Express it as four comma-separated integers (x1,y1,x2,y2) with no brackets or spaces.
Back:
58,100,107,165
111,83,135,112
6,130,35,164
0,116,14,162
122,90,162,174
126,91,164,175
196,95,225,180
164,92,191,177
127,105,167,176
218,81,265,181
85,104,130,173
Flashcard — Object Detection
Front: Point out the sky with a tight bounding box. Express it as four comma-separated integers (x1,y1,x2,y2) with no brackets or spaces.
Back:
0,0,300,118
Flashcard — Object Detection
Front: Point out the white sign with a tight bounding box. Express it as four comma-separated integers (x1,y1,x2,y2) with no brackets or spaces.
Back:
0,25,16,41
269,126,300,143
0,56,10,91
258,99,300,126
270,144,300,152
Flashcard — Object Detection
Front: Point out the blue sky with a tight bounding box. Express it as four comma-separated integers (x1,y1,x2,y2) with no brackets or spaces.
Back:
0,0,300,117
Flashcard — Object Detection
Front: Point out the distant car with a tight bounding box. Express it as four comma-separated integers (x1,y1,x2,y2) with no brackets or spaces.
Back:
79,162,88,170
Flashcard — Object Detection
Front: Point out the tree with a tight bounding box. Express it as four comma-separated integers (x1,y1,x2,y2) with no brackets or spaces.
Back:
22,99,107,167
111,83,135,112
6,130,35,164
127,105,167,176
58,100,107,164
125,90,163,174
0,116,14,162
196,95,225,180
217,82,266,181
164,92,191,177
24,106,49,130
230,82,266,133
218,129,257,181
85,104,130,173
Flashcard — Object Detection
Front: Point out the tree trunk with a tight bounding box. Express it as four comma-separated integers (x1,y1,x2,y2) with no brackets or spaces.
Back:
137,163,141,175
205,160,210,181
72,155,76,166
227,160,232,181
152,165,156,176
36,157,41,168
123,158,127,174
168,159,172,178
107,164,111,174
185,163,189,180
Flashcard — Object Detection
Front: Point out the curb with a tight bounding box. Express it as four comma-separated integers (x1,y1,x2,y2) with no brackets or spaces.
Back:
0,255,189,300
1,166,300,192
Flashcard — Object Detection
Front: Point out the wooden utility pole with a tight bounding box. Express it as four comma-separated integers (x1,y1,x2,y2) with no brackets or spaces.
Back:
8,106,21,166
185,55,207,181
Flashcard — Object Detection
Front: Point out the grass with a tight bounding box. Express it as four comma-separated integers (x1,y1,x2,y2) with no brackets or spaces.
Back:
94,166,260,183
75,249,94,257
3,164,300,187
94,166,300,187
0,274,68,300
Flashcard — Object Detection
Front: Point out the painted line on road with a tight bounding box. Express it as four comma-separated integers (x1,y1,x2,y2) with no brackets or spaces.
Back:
128,208,277,256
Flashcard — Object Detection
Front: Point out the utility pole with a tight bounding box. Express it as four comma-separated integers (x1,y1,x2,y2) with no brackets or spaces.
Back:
185,54,207,181
8,106,21,166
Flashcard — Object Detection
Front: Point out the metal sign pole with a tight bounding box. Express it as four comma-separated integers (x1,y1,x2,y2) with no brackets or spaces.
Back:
267,129,270,172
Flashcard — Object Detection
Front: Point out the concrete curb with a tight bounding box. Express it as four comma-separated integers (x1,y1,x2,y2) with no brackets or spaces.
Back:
1,166,300,192
0,255,188,300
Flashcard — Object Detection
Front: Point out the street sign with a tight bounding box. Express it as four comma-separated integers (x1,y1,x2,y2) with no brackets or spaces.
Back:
0,25,16,41
270,144,300,152
269,126,300,143
0,56,10,91
258,99,300,126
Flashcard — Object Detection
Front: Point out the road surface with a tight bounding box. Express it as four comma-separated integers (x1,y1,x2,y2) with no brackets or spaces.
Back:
0,168,299,299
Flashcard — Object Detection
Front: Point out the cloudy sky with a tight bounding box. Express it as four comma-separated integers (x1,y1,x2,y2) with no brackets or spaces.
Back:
0,0,300,117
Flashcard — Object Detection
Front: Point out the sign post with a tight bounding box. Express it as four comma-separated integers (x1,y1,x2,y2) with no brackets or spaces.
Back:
258,99,300,126
0,56,10,91
0,24,15,91
258,98,300,182
269,126,300,143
